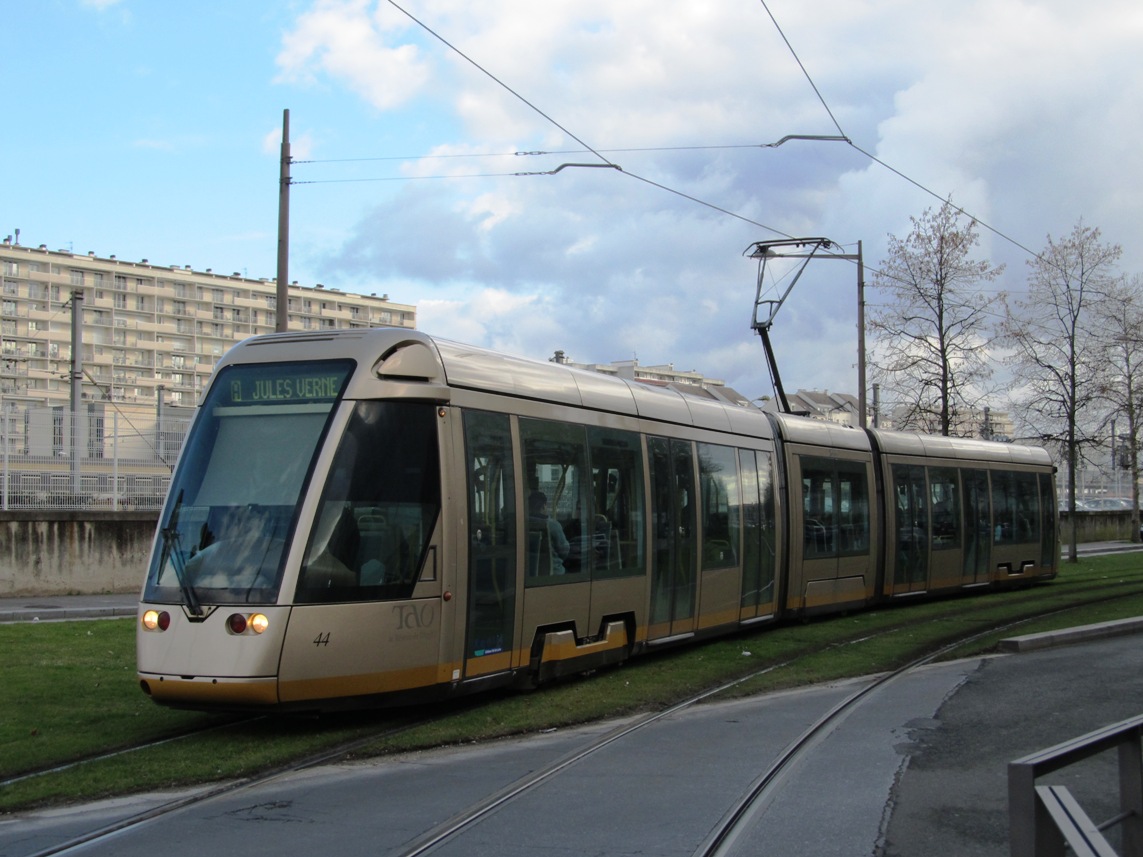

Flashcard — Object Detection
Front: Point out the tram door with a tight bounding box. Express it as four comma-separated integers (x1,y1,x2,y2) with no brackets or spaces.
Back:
962,469,991,584
648,437,698,639
891,464,929,593
462,411,517,679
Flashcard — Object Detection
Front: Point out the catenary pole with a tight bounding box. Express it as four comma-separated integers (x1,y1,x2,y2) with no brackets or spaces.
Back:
70,289,84,494
276,109,291,333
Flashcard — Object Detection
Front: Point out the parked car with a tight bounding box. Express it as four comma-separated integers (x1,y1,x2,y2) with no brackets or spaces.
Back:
1085,497,1134,511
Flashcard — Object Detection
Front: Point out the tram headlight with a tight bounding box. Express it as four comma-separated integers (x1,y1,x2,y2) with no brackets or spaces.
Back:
142,610,170,632
226,613,270,635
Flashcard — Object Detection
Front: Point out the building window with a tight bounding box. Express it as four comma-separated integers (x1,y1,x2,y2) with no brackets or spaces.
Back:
70,270,84,286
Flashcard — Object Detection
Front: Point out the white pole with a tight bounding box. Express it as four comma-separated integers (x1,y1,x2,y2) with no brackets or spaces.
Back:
2,403,8,512
112,410,119,511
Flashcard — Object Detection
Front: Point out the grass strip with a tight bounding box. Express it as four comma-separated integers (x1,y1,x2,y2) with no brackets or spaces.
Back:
2,554,1142,813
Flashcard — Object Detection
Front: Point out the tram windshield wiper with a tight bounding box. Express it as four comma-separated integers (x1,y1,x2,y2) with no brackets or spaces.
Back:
159,489,203,617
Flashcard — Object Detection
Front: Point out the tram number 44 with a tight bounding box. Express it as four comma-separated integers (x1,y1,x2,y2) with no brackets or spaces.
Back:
313,632,331,647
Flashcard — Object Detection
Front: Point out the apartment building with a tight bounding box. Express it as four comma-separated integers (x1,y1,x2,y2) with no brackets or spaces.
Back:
0,240,415,409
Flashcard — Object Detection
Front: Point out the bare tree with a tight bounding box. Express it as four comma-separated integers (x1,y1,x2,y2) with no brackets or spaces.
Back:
1003,220,1123,562
1093,274,1143,543
869,200,1004,436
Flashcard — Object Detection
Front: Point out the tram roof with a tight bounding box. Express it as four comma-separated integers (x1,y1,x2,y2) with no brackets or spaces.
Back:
867,427,1052,466
221,330,1050,465
430,336,774,437
223,329,775,438
767,411,872,452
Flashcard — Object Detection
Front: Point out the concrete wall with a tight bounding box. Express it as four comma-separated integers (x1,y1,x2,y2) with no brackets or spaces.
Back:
0,510,1136,598
1060,511,1142,544
0,511,159,596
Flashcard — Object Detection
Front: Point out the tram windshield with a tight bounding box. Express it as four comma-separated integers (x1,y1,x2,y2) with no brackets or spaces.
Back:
144,360,354,608
295,400,441,603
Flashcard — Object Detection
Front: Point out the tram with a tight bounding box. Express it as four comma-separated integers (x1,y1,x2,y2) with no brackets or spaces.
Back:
136,328,1057,711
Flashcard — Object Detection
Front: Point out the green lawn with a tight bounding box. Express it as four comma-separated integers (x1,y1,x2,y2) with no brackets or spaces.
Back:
3,554,1142,813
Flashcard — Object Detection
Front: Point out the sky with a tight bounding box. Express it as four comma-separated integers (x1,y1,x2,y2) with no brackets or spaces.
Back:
5,0,1143,402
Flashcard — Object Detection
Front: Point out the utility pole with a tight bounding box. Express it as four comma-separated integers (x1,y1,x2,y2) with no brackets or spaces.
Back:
69,289,84,494
276,108,291,333
855,240,866,428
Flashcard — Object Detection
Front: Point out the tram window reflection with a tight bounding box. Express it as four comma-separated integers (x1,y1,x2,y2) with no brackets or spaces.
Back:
991,470,1040,545
699,443,740,570
929,467,961,550
801,456,870,560
296,401,441,602
587,427,646,578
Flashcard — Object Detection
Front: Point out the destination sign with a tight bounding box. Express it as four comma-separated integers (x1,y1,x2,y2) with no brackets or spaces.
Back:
221,361,353,405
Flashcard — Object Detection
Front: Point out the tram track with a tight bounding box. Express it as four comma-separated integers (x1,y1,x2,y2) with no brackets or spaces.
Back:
690,616,1044,857
389,591,1143,857
10,578,1143,857
15,715,433,857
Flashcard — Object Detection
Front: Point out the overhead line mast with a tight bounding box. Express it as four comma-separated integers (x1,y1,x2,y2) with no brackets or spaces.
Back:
746,238,867,426
276,109,291,333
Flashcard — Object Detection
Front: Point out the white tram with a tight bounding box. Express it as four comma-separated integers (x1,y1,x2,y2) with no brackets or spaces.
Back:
137,329,1057,711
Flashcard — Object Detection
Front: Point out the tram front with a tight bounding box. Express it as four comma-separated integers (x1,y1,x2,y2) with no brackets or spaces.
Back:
137,342,448,710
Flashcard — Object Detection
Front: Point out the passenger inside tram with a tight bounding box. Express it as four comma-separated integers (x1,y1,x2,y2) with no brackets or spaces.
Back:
528,490,571,574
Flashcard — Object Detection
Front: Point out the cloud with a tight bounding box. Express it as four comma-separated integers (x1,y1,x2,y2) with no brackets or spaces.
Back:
275,0,431,110
282,0,1143,399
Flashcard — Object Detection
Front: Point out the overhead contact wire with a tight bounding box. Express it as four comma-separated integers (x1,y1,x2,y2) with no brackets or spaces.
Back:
385,0,617,170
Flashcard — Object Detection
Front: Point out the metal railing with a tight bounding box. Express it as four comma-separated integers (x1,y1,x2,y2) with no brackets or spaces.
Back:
1010,714,1143,856
0,403,190,511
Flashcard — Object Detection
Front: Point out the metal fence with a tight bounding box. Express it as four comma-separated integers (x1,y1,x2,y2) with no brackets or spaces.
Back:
0,403,192,511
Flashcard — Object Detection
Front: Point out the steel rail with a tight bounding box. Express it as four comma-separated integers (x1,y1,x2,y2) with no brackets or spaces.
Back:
18,717,431,857
690,611,1090,857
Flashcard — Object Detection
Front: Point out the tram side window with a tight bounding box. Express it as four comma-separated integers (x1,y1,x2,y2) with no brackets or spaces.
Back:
698,443,741,570
800,456,870,559
929,467,961,550
296,402,441,603
1039,472,1057,568
893,463,929,586
520,418,590,581
464,411,516,660
587,427,645,578
992,471,1040,545
835,460,870,554
802,459,833,558
740,449,777,609
1016,472,1041,544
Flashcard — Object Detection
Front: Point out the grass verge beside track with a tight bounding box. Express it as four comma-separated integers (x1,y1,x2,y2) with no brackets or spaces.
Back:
3,554,1142,813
